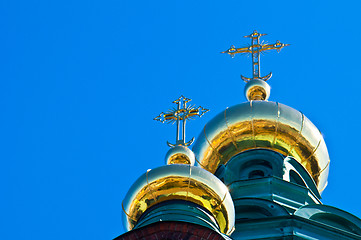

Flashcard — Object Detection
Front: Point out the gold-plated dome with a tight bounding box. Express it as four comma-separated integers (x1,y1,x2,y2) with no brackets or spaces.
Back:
244,79,271,101
165,145,196,165
122,164,235,235
192,101,330,193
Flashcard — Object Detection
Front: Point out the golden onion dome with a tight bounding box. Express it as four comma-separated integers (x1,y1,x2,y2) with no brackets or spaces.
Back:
244,79,271,101
164,145,196,165
122,164,235,235
192,100,330,193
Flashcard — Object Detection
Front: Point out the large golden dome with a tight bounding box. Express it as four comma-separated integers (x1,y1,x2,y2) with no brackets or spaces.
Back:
192,101,330,193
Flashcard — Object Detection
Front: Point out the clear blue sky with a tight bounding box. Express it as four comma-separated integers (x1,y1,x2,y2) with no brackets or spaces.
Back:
1,0,361,239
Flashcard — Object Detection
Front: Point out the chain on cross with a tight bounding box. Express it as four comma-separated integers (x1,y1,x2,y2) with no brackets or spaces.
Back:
221,30,289,82
154,95,209,147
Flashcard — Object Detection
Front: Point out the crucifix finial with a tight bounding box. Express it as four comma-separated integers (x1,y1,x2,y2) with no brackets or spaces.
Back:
154,95,209,147
221,30,289,82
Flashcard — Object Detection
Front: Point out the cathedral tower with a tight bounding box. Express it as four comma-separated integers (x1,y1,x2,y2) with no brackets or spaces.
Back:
115,31,361,240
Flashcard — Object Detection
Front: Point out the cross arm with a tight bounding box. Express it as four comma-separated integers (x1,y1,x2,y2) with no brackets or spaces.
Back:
154,112,177,123
221,45,251,57
187,109,200,118
260,40,289,52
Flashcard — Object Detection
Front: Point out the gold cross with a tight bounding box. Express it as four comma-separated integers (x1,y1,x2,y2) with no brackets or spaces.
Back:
154,96,209,147
221,30,289,82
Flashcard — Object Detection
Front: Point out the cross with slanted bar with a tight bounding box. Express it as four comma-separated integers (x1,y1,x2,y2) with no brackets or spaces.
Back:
154,96,209,147
221,30,289,82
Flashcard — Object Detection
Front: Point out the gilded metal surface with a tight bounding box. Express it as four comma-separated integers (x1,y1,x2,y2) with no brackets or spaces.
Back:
122,164,235,235
221,30,289,82
154,95,209,147
164,145,196,165
244,79,271,101
192,101,330,193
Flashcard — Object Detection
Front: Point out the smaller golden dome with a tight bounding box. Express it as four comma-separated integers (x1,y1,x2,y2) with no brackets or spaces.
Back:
244,79,270,101
165,145,195,165
122,164,235,235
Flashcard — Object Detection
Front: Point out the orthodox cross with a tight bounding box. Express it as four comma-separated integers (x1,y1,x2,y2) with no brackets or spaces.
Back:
154,95,209,147
221,30,289,82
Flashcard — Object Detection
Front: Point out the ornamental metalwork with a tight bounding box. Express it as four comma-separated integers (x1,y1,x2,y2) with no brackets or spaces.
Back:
154,95,209,147
221,30,289,82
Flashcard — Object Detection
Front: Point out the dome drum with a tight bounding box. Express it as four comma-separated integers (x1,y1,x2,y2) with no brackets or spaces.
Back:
134,200,221,232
